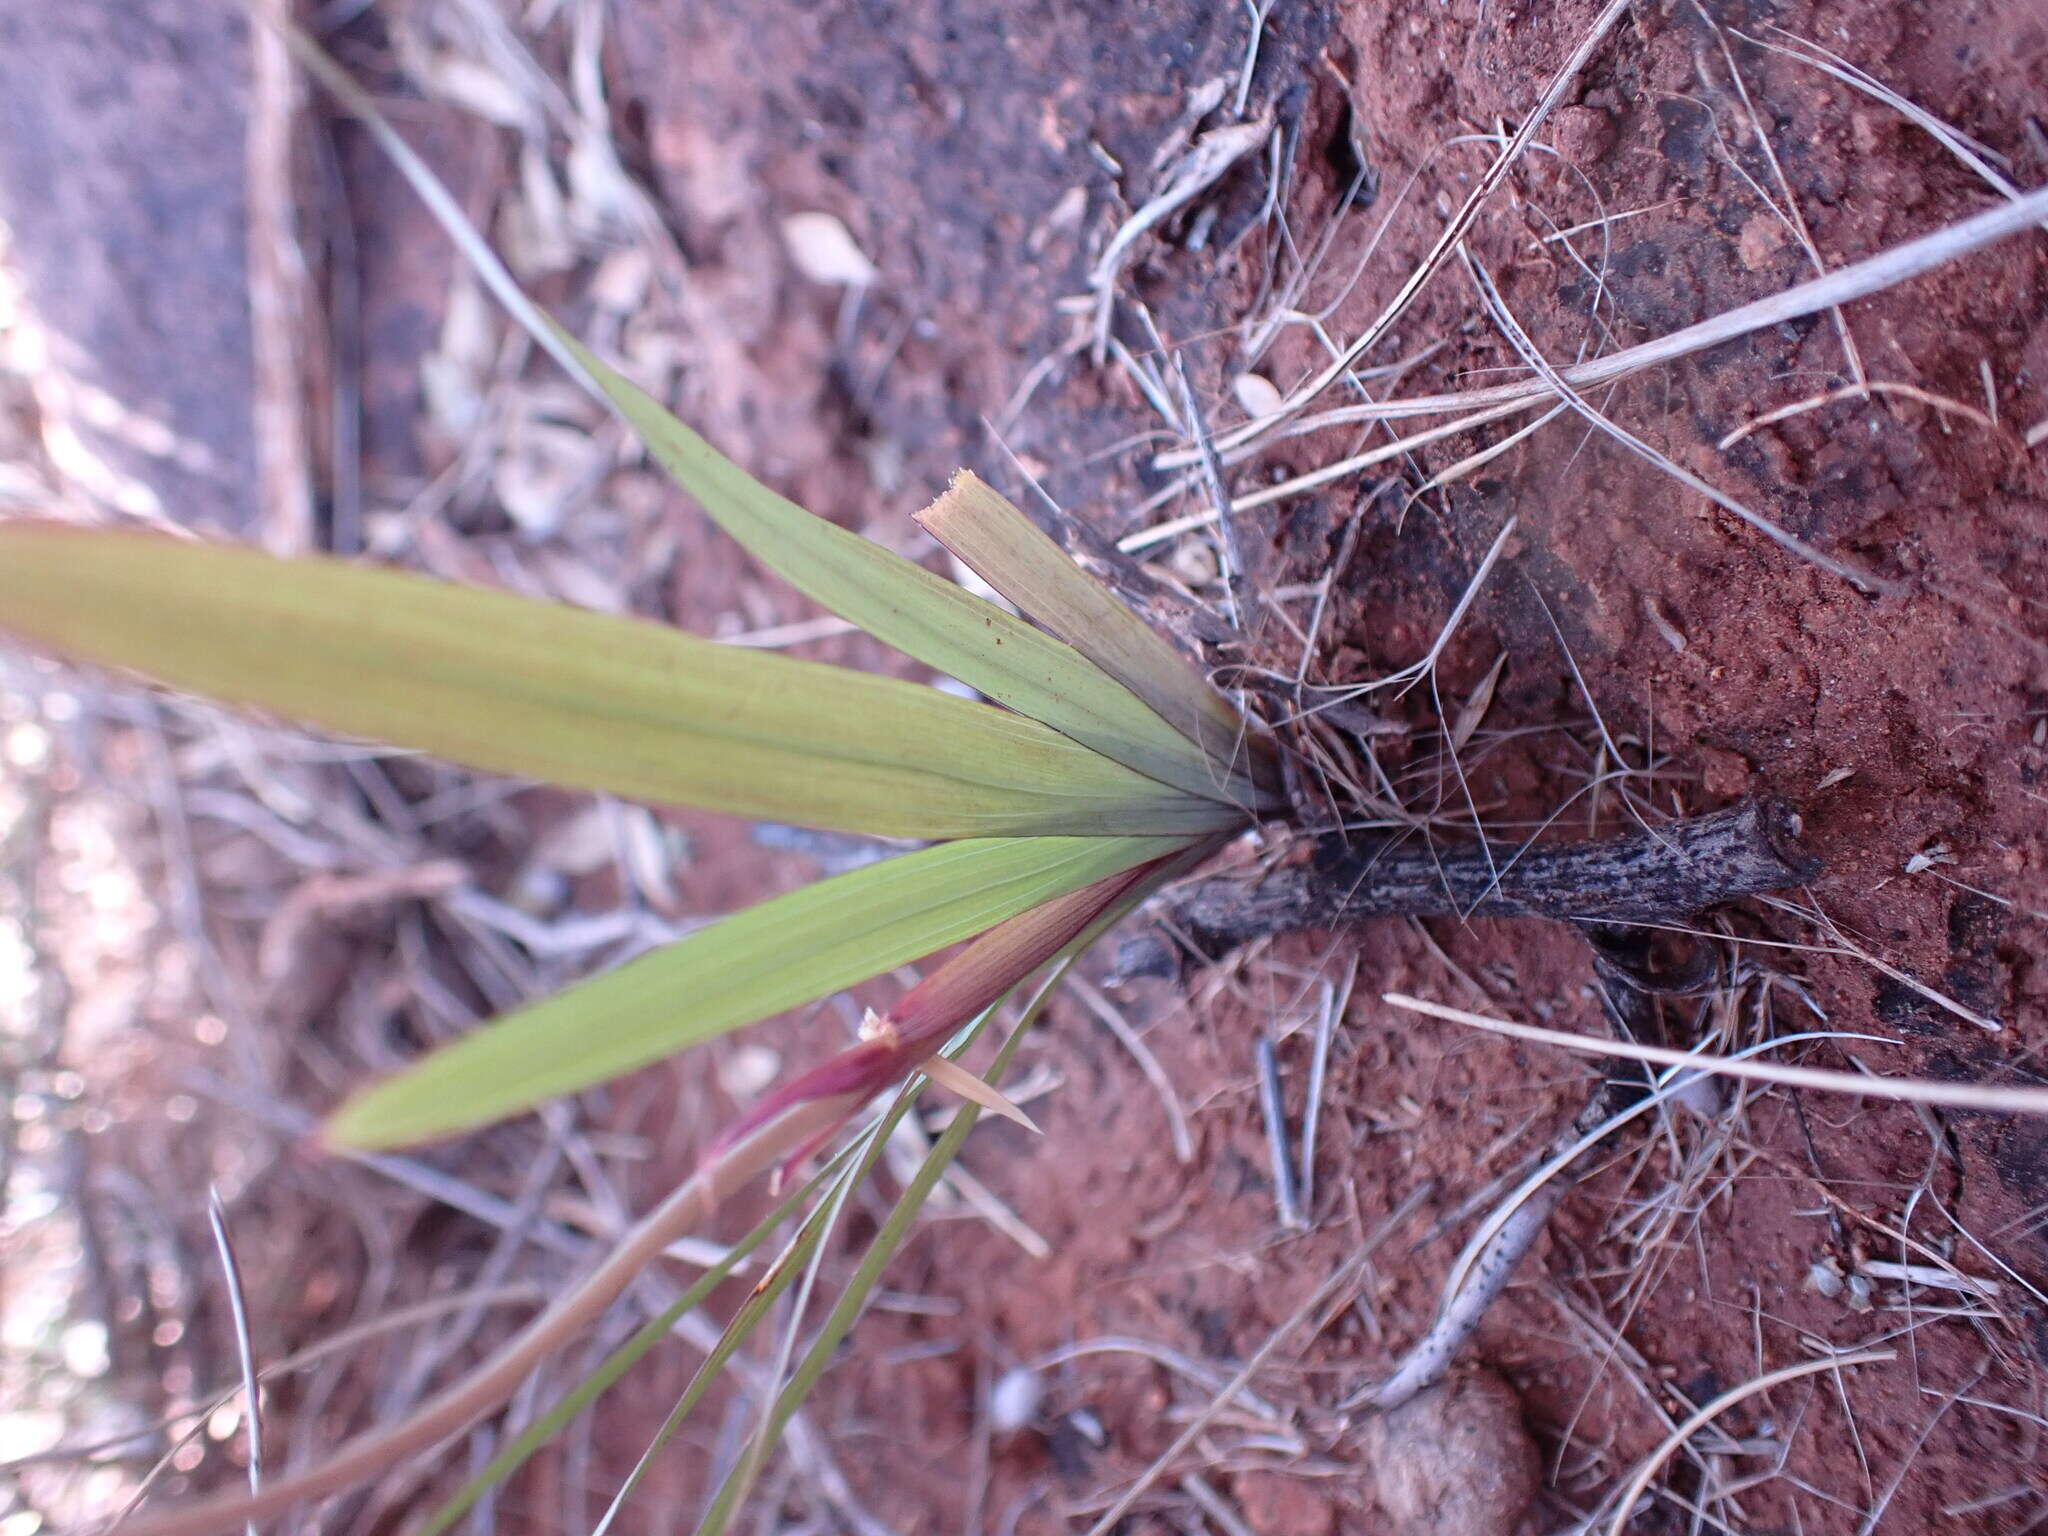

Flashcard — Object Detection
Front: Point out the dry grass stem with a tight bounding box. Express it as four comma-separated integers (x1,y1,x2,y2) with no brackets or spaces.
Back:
1460,249,1891,593
1159,182,2048,469
1068,975,1195,1165
1081,1184,1433,1536
1386,993,2048,1113
1601,1350,1895,1535
1718,380,1997,449
1212,0,1630,449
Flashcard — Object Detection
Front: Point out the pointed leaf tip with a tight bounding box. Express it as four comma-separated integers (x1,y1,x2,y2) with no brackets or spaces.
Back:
0,524,1238,841
321,834,1188,1149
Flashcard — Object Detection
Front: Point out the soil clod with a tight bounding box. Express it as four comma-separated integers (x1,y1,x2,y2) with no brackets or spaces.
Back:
1358,1368,1541,1536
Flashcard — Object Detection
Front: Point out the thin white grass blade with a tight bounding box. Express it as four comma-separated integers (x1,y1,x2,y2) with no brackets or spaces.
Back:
1212,0,1631,450
1460,249,1891,593
1386,993,2048,1114
1160,181,2048,464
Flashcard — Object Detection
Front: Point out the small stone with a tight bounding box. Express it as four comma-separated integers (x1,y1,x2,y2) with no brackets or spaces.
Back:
1550,104,1616,165
1737,213,1787,272
989,1366,1044,1434
1850,109,1895,157
1696,745,1753,801
780,210,879,287
1233,1469,1337,1536
1066,1408,1107,1447
1358,1369,1538,1536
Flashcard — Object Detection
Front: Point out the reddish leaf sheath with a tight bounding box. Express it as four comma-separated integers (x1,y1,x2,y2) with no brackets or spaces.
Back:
703,858,1164,1174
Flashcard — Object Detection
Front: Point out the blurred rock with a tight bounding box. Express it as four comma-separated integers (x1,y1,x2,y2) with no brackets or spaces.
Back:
0,0,259,532
1234,1469,1338,1536
1358,1368,1539,1536
987,1364,1044,1435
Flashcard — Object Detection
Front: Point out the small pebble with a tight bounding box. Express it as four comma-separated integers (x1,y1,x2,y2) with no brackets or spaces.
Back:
1738,213,1787,271
1549,103,1616,165
989,1366,1044,1435
1067,1407,1107,1447
1357,1368,1538,1536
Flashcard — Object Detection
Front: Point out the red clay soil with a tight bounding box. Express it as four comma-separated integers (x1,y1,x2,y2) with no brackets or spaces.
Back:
578,0,2048,1531
9,0,2044,1532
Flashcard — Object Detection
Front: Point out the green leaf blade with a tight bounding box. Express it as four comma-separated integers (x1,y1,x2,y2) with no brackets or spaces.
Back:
918,471,1282,805
265,37,1258,820
0,525,1240,840
552,331,1255,810
323,832,1187,1149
